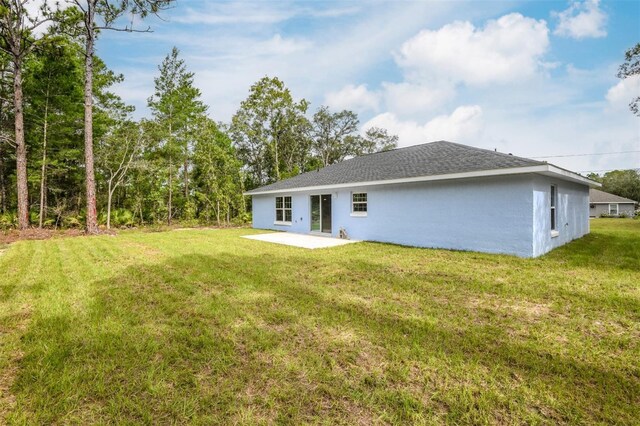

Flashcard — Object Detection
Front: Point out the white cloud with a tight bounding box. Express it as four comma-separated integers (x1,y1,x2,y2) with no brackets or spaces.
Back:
476,104,640,173
395,13,549,86
554,0,607,39
23,0,67,36
606,75,640,108
382,82,456,116
173,2,360,25
173,3,294,25
258,34,312,56
324,84,380,113
111,0,466,120
363,105,483,146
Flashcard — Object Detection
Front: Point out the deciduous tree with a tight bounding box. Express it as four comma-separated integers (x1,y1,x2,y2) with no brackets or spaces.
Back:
310,106,359,167
192,119,244,224
309,107,398,167
601,169,640,202
96,120,144,229
617,43,640,116
230,77,310,188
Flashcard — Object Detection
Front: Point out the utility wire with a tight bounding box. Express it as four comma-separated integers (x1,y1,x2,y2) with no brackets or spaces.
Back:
577,168,639,173
531,150,640,159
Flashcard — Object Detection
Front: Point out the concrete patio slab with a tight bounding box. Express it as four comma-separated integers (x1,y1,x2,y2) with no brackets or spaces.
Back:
242,232,359,249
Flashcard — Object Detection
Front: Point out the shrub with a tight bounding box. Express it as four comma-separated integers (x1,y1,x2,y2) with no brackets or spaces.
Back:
177,218,200,228
29,211,40,224
63,215,84,229
599,213,611,218
231,212,252,226
111,209,135,228
0,212,17,230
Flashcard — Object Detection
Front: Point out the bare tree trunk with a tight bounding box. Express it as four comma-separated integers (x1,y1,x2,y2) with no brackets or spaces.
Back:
183,158,188,198
0,76,5,214
274,139,280,180
168,159,172,225
106,179,112,229
216,198,220,225
167,118,173,225
39,84,50,228
13,61,29,229
0,142,6,214
83,5,98,234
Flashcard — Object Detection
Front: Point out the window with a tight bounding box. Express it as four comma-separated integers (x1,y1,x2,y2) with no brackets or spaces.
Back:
275,196,292,224
609,203,618,216
351,192,367,216
550,185,557,231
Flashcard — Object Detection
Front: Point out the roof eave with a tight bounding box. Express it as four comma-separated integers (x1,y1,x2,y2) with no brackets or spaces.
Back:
540,164,602,188
244,164,600,196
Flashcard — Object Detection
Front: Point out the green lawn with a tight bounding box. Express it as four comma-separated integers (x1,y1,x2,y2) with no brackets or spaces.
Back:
1,220,638,424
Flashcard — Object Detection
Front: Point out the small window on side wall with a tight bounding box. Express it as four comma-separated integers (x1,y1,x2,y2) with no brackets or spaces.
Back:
275,196,292,224
352,192,367,216
609,203,618,216
550,185,557,231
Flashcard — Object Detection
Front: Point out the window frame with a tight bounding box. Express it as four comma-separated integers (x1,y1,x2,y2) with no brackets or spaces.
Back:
274,195,292,225
350,192,368,217
609,203,618,216
550,184,558,236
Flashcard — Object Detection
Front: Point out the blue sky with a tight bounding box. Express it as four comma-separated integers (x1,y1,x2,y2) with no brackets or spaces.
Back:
98,0,639,173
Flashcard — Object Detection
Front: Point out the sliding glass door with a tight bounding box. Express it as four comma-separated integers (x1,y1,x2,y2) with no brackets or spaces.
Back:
310,194,331,233
311,195,321,232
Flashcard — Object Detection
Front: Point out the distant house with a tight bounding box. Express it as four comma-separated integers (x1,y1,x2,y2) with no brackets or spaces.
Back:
589,188,637,217
245,141,600,258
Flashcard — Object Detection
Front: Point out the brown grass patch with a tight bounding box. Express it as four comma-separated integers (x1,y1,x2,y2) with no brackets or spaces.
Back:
0,304,32,422
467,295,550,320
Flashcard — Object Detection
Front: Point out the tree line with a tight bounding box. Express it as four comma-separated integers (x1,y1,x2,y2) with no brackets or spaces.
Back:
0,1,398,231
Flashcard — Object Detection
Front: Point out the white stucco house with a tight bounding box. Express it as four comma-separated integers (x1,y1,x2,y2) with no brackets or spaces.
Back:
245,141,600,257
589,188,637,217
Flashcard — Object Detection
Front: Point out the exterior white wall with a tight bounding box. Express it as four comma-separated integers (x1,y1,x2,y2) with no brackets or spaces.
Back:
253,175,536,257
251,174,592,258
589,203,636,217
532,175,590,257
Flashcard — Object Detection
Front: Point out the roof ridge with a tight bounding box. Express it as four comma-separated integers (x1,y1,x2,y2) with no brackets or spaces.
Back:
438,140,545,165
245,140,591,195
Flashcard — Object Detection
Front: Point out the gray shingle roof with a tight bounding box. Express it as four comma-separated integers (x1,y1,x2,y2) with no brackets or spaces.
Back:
247,141,545,194
589,188,637,204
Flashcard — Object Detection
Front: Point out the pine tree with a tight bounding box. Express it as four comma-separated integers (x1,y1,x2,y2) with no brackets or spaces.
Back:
147,47,206,224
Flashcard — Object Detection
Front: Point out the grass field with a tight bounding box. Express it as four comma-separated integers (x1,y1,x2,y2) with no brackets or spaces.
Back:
1,220,638,424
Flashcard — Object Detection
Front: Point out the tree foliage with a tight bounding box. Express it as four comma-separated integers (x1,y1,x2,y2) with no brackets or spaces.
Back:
309,107,398,167
147,47,208,223
617,42,640,116
230,76,310,188
0,18,396,230
600,169,640,202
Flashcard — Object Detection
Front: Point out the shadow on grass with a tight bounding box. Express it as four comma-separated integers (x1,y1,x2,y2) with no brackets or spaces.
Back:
10,250,640,424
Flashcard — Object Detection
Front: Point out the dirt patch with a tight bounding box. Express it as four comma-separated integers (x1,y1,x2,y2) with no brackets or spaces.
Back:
0,228,98,244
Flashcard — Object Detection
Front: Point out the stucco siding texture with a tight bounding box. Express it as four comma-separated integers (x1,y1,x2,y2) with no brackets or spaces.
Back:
253,175,536,257
532,175,590,257
589,203,636,217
